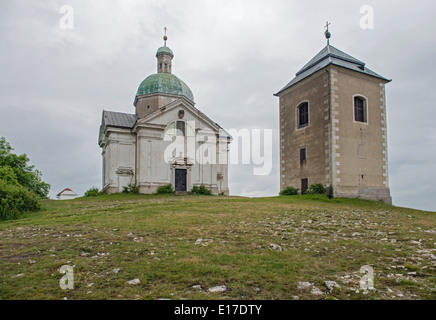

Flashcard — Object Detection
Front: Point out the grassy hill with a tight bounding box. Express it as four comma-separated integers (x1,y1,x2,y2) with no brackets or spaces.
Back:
0,194,434,300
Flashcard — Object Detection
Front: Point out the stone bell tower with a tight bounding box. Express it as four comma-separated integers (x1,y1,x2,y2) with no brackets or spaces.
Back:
275,23,392,204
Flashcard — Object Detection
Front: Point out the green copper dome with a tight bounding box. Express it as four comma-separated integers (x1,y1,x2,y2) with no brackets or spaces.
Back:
136,73,194,102
156,46,174,57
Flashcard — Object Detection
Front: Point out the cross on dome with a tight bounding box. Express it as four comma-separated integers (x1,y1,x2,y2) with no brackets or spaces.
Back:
164,26,168,46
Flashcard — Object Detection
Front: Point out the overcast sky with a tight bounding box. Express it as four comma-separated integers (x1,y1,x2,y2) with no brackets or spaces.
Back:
1,0,435,211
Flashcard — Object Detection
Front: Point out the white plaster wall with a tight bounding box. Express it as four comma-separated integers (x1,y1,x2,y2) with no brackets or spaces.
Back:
135,102,230,194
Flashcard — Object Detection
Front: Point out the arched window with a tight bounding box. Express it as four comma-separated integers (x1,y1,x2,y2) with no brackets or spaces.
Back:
354,96,367,123
297,102,309,128
165,120,194,137
176,120,185,136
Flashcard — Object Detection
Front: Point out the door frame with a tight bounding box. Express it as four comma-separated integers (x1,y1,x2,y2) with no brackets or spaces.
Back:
171,165,191,192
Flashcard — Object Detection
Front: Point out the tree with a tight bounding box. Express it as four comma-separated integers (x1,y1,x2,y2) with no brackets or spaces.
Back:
0,137,50,198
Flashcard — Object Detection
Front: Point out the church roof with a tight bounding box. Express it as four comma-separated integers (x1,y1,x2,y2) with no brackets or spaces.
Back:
56,188,78,196
136,73,194,102
102,110,138,129
274,44,391,96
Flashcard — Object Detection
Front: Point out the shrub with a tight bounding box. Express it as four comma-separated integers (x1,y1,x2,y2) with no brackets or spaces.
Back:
156,184,175,195
279,186,299,196
305,183,326,195
84,187,101,197
191,185,212,195
122,184,139,194
0,137,50,198
0,179,40,220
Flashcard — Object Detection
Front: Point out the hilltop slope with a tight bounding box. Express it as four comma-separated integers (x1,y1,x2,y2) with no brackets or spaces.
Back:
0,194,434,300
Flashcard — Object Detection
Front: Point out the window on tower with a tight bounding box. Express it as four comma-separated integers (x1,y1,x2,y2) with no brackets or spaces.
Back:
300,147,307,162
354,96,367,123
297,102,309,128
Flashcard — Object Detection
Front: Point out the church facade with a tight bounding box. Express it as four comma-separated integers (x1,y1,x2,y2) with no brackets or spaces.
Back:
98,36,231,195
275,31,392,204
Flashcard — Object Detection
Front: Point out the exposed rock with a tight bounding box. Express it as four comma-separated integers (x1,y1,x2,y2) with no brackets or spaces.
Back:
311,287,324,295
297,282,313,290
208,285,227,293
269,243,283,251
195,238,213,246
127,278,140,285
325,281,341,292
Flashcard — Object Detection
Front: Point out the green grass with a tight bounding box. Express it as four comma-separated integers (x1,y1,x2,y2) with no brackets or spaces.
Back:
0,194,435,300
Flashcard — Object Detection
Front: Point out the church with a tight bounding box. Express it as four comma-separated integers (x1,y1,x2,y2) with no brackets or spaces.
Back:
275,25,392,204
98,32,232,195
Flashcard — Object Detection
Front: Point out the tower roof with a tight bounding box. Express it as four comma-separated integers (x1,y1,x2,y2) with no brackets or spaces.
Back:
274,44,391,96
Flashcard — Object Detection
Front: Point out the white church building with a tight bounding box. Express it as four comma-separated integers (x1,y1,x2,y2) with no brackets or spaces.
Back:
98,34,232,195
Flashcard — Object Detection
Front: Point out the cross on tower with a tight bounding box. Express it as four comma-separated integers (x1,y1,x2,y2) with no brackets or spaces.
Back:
324,21,331,45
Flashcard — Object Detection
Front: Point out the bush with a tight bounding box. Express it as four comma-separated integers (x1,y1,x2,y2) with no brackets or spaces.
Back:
279,186,299,196
0,137,50,198
191,185,212,195
305,183,326,195
0,179,40,220
156,184,175,195
84,187,101,197
122,184,139,194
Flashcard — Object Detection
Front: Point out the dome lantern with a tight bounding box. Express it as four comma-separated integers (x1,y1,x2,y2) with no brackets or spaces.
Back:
134,29,194,116
156,26,173,74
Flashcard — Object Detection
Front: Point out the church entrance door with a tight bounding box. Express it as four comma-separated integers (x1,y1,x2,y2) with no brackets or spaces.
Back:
175,169,187,192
